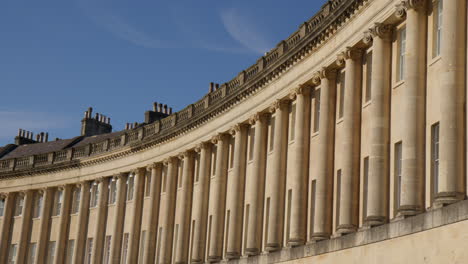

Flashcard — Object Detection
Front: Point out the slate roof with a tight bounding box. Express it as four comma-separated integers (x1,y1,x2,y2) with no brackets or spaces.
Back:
72,130,126,147
0,137,82,160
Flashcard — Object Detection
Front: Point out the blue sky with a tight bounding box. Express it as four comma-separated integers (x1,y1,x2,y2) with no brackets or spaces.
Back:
0,0,324,146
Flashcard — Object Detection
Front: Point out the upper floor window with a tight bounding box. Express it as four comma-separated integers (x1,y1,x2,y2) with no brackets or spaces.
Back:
269,116,275,152
14,195,24,217
211,146,217,177
195,153,201,183
364,51,373,103
126,175,134,201
338,70,346,119
46,241,56,264
397,27,406,82
289,103,296,142
431,123,440,202
0,197,5,217
178,159,184,188
71,187,81,214
145,173,151,197
229,137,235,169
433,0,443,57
8,244,18,264
248,127,255,161
34,192,43,218
108,179,117,204
89,182,99,208
313,89,321,133
53,189,63,216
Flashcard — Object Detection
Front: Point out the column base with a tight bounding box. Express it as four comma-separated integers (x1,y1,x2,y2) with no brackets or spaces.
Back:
364,215,386,227
208,256,222,262
265,243,281,252
309,232,330,241
336,224,357,235
245,248,260,256
434,192,465,206
287,238,305,247
397,205,423,216
225,252,240,259
191,259,203,263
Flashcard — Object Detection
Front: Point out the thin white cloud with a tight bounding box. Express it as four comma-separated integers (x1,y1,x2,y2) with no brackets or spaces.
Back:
220,8,273,54
0,111,72,142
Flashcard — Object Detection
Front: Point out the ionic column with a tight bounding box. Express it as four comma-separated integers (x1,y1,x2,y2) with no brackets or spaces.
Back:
158,157,179,264
174,151,195,264
311,68,337,241
142,163,163,264
17,191,34,264
336,48,363,233
73,182,91,264
91,178,110,264
128,168,146,263
265,100,288,251
208,134,229,262
288,85,311,246
394,1,427,216
109,173,128,264
225,124,248,259
55,185,73,263
363,23,392,226
245,113,268,255
436,0,467,204
36,188,54,264
0,192,16,264
191,143,211,263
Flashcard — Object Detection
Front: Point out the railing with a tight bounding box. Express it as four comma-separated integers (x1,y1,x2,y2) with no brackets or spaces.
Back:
0,0,364,174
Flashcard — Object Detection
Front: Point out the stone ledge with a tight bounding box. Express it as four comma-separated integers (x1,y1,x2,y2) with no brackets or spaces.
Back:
225,200,468,264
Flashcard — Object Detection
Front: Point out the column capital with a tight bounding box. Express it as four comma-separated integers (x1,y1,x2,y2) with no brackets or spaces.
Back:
195,141,211,152
0,193,8,199
112,173,128,181
401,0,426,10
146,162,162,171
394,2,407,20
268,99,289,113
289,85,311,100
337,47,363,66
229,123,248,135
366,23,393,41
248,112,269,125
312,67,337,85
178,150,195,160
211,133,229,144
131,167,146,176
163,156,178,166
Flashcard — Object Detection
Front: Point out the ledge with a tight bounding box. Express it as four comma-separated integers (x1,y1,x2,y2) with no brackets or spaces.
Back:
226,199,468,264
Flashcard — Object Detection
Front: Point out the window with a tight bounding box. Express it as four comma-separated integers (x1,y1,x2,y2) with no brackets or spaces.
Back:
121,233,129,264
248,127,255,161
195,153,201,183
71,188,81,214
313,90,321,133
28,243,37,264
336,170,342,228
47,241,56,264
108,179,117,204
14,195,24,217
178,160,184,188
289,103,296,142
85,238,93,264
54,189,63,216
309,180,316,238
138,231,146,264
269,116,275,152
432,123,440,201
397,27,406,82
395,142,403,209
34,192,43,218
103,236,111,264
162,167,167,193
145,173,151,197
8,244,17,264
363,157,369,221
211,146,217,177
90,182,99,208
433,0,443,57
365,51,373,102
66,240,74,264
229,137,235,169
127,175,134,201
0,197,5,217
338,71,346,119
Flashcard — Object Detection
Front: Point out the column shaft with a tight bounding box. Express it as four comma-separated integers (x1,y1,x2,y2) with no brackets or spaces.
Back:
92,178,110,264
109,174,127,264
225,125,248,258
143,164,163,264
55,186,73,263
311,69,336,240
337,49,362,233
265,101,288,251
245,113,268,255
17,191,34,264
73,182,91,264
0,193,16,264
36,188,54,264
127,168,146,263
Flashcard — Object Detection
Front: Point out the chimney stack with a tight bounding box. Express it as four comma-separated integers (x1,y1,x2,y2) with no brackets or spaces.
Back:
145,101,171,124
215,83,220,90
209,82,215,93
81,107,112,137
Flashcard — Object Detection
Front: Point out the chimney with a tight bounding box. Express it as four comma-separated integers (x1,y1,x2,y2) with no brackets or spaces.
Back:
153,102,158,112
15,129,39,145
209,82,215,93
81,107,112,136
215,83,220,90
145,101,170,124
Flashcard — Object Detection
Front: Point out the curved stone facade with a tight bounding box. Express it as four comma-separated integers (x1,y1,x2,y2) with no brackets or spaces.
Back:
1,0,467,263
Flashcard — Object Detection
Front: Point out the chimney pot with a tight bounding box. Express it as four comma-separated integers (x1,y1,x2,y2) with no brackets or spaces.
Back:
153,102,157,112
18,129,22,137
158,103,163,112
134,122,138,128
215,83,220,89
163,104,168,114
36,134,40,141
169,107,173,114
45,133,49,142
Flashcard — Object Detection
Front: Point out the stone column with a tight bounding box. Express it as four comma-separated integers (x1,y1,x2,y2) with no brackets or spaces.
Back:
245,113,268,255
128,168,146,263
336,48,363,233
0,192,16,264
394,1,427,216
288,85,311,246
311,68,337,241
208,134,229,262
142,163,163,264
191,143,211,263
174,151,195,264
55,185,73,263
158,157,179,264
363,23,392,226
225,124,248,259
17,191,34,264
265,100,288,251
91,178,110,264
436,0,467,204
36,188,54,264
109,173,128,264
73,182,91,264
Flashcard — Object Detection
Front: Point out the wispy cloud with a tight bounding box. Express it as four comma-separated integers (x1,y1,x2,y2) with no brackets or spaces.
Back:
220,8,274,54
0,111,72,142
